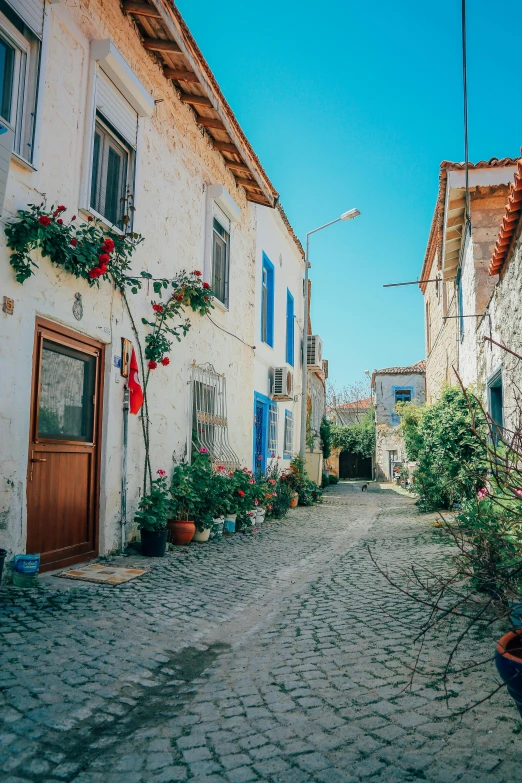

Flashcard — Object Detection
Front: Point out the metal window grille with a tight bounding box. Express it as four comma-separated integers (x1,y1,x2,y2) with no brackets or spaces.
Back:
191,362,240,469
268,403,278,457
284,411,293,457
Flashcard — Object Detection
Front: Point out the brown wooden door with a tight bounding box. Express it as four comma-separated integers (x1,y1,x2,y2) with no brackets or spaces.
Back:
27,319,104,572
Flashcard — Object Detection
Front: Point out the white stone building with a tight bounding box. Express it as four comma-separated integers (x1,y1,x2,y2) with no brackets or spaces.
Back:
0,0,305,570
372,362,426,481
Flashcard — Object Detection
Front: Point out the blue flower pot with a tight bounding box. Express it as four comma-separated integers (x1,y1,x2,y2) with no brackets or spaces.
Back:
495,629,522,717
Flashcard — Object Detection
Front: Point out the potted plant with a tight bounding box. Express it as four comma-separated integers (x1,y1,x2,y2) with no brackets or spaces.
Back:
135,471,171,556
168,464,197,545
496,629,522,716
191,450,216,542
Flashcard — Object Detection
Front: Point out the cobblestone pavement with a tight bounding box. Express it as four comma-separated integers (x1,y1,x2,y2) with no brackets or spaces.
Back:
1,483,521,783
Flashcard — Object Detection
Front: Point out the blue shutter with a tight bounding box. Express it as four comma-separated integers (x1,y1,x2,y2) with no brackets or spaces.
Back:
286,290,294,366
261,253,275,347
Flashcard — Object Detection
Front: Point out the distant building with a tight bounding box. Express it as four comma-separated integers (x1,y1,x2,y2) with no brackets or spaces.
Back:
327,397,372,426
372,362,426,481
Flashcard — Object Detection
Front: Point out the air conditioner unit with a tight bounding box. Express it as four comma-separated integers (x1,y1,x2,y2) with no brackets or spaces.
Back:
273,366,293,400
307,335,323,371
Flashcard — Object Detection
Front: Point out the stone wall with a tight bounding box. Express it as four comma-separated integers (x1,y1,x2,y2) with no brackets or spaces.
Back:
424,249,459,403
0,0,271,557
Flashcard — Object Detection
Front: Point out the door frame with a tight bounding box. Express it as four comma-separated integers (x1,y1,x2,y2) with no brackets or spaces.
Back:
253,391,271,474
27,317,105,569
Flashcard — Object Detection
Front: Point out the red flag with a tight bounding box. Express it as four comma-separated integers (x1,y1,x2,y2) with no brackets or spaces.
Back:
128,347,144,415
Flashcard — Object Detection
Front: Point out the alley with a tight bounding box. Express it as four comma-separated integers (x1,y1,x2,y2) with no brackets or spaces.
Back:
1,484,520,783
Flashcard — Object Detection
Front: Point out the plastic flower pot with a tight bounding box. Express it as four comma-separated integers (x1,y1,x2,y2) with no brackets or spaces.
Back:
167,519,195,546
224,513,236,534
193,527,211,543
290,495,298,508
140,529,168,557
12,571,38,588
256,508,266,525
210,517,224,541
0,549,7,585
495,629,522,716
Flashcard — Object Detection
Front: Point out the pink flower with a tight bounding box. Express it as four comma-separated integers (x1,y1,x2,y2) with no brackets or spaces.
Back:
157,469,166,477
516,489,522,498
257,455,263,461
272,492,277,497
254,499,259,506
247,511,255,517
268,505,272,510
477,488,488,500
200,448,208,453
249,478,255,484
217,465,225,472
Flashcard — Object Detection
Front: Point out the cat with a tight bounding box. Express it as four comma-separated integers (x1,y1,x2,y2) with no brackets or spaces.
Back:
361,483,369,492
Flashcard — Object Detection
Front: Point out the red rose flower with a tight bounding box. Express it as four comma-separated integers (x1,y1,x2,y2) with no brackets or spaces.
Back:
88,268,100,279
71,238,77,247
148,361,157,370
193,270,202,276
202,282,210,289
173,295,183,301
88,216,94,221
238,490,245,497
102,238,115,252
56,219,63,225
204,296,209,301
38,215,51,226
98,253,110,265
161,357,170,366
71,215,77,221
57,205,66,212
152,304,164,313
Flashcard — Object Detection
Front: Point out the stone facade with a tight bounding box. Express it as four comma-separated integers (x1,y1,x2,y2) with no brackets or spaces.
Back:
0,0,304,562
372,365,426,481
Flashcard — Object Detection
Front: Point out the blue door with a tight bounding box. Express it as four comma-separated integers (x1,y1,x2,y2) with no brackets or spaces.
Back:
253,392,271,474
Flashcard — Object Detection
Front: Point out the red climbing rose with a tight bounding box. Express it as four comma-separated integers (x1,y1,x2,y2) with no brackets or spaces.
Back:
161,357,170,366
38,215,51,226
152,304,164,313
148,361,157,370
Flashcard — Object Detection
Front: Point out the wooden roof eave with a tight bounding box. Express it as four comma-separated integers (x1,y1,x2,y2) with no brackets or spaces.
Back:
124,0,277,208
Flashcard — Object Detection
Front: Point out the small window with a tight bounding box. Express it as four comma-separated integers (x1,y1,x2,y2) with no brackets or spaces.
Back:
286,289,294,366
488,370,503,445
261,253,274,346
283,410,293,458
212,217,230,306
268,403,278,457
395,389,412,404
90,116,130,227
0,11,40,163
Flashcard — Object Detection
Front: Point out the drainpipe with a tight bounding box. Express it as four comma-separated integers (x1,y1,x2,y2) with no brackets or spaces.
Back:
121,386,130,554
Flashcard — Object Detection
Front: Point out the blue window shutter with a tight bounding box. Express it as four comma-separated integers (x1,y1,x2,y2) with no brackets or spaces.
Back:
262,253,275,347
286,290,294,365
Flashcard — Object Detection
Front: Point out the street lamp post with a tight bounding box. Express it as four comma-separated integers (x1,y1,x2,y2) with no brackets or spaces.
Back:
300,208,360,462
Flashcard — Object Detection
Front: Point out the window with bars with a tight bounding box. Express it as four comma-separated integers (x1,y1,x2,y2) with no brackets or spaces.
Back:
283,410,293,458
90,116,130,227
212,217,230,306
268,403,278,457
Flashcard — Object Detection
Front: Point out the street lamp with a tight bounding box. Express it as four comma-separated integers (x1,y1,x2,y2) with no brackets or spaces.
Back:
300,208,361,461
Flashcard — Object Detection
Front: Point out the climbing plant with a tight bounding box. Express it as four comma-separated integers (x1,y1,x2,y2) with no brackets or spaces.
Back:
4,199,214,491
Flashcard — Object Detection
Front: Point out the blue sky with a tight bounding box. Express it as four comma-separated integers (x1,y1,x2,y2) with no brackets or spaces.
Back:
177,0,520,389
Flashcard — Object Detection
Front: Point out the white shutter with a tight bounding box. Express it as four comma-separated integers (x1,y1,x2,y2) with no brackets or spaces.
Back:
213,201,231,233
5,0,44,38
95,69,138,148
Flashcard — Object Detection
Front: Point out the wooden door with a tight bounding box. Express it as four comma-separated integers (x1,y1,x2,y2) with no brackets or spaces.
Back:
27,319,104,571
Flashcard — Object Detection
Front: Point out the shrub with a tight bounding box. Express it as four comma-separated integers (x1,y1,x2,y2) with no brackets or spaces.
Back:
331,409,375,458
329,474,339,485
398,386,487,511
320,416,332,459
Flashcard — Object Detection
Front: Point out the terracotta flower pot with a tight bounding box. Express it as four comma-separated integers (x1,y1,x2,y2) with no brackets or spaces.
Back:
495,629,522,716
290,495,298,508
167,519,195,546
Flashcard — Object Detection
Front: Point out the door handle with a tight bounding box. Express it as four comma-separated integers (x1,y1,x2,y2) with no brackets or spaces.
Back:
31,458,47,463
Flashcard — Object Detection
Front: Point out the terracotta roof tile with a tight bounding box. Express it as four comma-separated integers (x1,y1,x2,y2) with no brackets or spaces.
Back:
489,158,522,276
374,360,426,376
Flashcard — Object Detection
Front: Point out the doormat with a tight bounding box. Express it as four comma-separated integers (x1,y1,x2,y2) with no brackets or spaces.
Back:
57,563,148,585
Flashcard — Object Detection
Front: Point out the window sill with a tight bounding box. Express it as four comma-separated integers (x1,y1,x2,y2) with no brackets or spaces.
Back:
79,207,125,235
212,297,229,314
283,454,292,460
11,152,37,172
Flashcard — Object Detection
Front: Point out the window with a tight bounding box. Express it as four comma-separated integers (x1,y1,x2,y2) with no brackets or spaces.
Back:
395,389,412,404
191,363,240,467
212,216,230,306
90,117,130,226
286,289,294,365
268,403,278,457
488,370,503,445
0,5,41,163
283,410,293,458
261,253,274,346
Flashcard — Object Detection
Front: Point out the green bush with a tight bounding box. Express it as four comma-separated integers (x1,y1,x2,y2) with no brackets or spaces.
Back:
398,386,487,511
331,409,375,458
329,474,339,485
320,416,332,459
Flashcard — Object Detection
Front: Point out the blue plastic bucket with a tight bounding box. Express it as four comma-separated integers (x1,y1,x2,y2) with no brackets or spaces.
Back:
14,554,40,574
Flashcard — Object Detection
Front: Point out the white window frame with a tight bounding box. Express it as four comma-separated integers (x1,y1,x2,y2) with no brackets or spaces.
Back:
212,209,230,307
283,410,293,458
80,40,153,229
0,9,38,165
268,403,278,457
90,114,132,229
204,184,240,311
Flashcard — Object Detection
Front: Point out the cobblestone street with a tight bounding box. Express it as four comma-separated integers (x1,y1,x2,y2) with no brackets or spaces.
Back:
1,483,520,783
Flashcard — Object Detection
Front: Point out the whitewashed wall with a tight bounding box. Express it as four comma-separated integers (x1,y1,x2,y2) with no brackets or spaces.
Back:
0,0,259,557
253,205,304,469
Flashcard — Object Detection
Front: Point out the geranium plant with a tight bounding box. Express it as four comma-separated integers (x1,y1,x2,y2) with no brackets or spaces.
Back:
134,471,171,531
